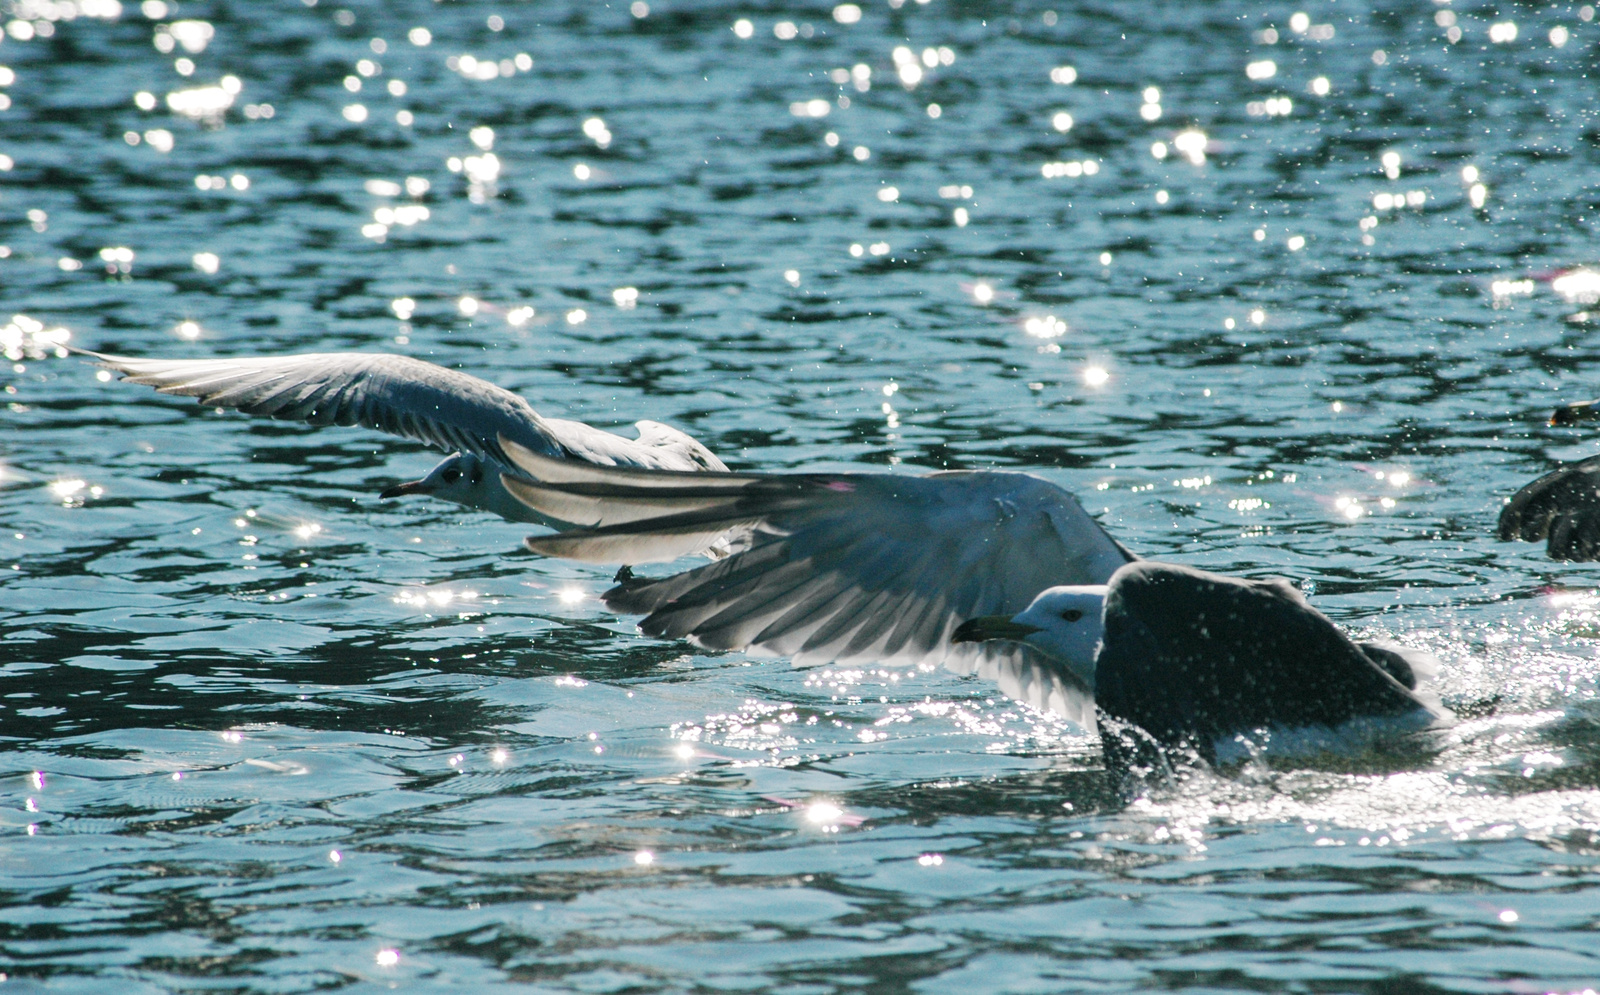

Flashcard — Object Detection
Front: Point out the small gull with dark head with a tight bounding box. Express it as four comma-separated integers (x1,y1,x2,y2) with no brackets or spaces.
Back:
74,347,726,524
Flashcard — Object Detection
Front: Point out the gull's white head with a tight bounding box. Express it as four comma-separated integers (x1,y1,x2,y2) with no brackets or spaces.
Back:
380,452,490,507
379,452,566,525
952,584,1108,689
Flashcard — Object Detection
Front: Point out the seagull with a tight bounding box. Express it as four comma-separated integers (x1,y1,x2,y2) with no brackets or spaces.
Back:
73,347,727,525
1496,399,1600,561
1499,455,1600,561
494,438,1450,769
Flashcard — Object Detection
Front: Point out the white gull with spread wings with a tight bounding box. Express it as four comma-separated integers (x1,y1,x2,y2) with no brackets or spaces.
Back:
75,347,726,524
497,438,1449,765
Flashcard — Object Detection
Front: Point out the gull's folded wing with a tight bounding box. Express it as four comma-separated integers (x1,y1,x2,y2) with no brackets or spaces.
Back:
78,348,563,468
1094,561,1440,758
503,439,1134,687
1498,455,1600,561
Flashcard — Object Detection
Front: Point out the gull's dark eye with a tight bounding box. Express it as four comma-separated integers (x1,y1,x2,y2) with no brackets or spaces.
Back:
1060,609,1083,622
442,467,461,484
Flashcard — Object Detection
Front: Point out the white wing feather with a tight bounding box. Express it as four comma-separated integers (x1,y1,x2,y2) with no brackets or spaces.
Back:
76,348,726,473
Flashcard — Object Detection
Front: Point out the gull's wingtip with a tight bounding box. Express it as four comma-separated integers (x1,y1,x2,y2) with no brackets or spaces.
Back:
64,344,113,363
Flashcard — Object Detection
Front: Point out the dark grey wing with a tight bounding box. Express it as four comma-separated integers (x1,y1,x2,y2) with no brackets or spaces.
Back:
1498,455,1600,561
1094,561,1437,756
78,348,562,466
502,440,1135,669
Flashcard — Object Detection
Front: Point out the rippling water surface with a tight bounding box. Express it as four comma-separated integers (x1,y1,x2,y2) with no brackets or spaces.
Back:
6,0,1600,990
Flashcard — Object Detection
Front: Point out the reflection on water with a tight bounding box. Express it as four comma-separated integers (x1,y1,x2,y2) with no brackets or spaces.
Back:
4,0,1600,990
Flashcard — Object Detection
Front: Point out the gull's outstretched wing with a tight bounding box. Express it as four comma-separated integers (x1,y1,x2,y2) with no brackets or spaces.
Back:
502,439,1135,678
79,349,728,473
78,348,564,468
1498,455,1600,561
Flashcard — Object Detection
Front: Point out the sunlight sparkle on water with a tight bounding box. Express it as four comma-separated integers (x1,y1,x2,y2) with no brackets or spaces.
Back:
1546,590,1599,611
558,587,586,605
1041,159,1098,179
1173,130,1207,165
1084,365,1109,387
394,588,480,610
806,801,844,824
166,77,238,122
633,850,655,866
1024,315,1067,338
1552,269,1600,305
375,949,399,967
892,46,923,86
50,478,87,502
1491,278,1535,301
582,118,611,147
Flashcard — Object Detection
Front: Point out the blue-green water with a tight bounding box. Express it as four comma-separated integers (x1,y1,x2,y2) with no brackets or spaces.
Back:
4,1,1600,990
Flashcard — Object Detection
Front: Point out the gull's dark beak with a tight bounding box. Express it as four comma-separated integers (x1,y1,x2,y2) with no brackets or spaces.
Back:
952,615,1042,644
1551,401,1600,427
379,478,432,500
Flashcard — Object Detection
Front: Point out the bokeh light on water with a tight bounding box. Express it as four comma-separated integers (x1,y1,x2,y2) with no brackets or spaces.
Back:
3,0,1600,990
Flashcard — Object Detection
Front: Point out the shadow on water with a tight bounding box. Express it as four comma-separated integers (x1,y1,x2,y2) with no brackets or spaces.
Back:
0,619,700,746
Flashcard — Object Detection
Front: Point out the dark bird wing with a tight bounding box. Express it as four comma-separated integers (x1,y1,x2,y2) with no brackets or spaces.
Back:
1093,561,1438,759
1549,400,1600,426
502,439,1135,678
77,347,568,467
1498,455,1600,561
